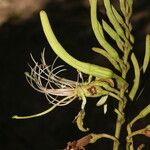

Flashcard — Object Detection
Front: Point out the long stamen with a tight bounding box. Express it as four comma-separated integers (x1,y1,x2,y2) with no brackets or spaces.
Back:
25,52,79,106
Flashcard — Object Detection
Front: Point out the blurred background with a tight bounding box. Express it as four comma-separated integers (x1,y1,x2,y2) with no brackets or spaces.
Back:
0,0,150,149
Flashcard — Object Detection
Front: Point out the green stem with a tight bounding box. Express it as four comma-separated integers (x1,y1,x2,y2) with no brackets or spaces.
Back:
126,124,134,150
113,98,126,149
90,133,119,144
112,1,133,147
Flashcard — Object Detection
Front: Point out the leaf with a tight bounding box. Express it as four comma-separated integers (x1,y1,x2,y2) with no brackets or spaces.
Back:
98,21,105,38
92,47,121,71
102,19,124,51
129,53,140,100
104,0,132,49
111,6,127,29
130,105,150,126
127,0,134,10
111,5,134,43
90,0,120,60
143,34,150,73
139,104,150,118
104,1,125,41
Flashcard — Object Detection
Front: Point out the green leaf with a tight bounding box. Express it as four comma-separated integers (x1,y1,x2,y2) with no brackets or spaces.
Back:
129,53,140,101
130,105,150,126
139,104,150,118
92,47,121,71
111,5,134,43
127,0,134,10
143,34,150,73
90,0,120,60
102,19,124,51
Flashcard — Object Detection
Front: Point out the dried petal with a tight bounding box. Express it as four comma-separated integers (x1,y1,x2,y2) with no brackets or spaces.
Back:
74,110,89,132
96,95,108,106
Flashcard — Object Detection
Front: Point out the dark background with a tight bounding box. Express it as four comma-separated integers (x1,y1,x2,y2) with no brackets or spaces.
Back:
0,0,150,150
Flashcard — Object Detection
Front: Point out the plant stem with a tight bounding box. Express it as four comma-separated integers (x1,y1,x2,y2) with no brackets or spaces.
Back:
126,124,134,150
113,97,125,149
113,56,129,149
